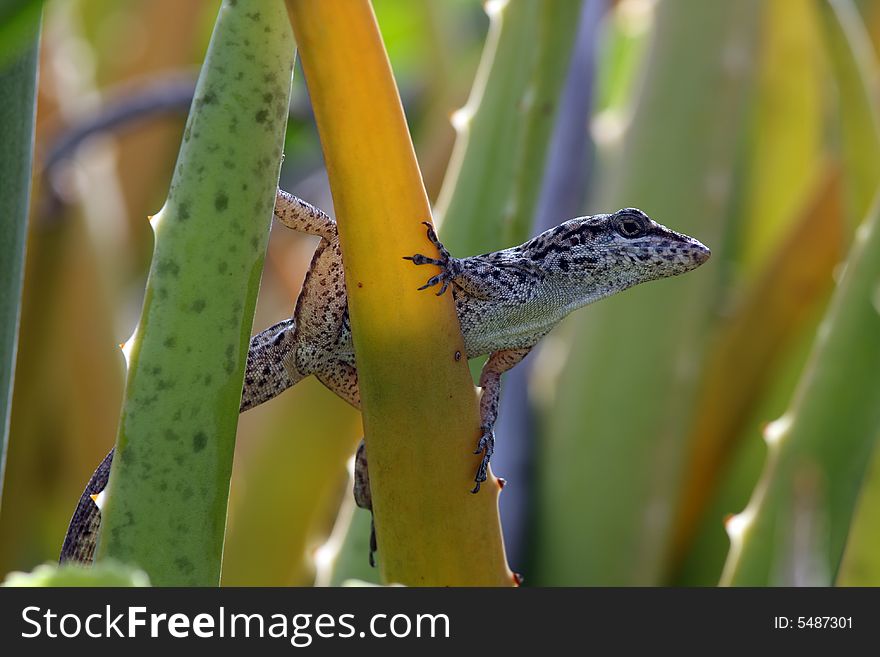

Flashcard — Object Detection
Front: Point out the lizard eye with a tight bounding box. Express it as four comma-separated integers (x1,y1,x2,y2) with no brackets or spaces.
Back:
616,215,645,238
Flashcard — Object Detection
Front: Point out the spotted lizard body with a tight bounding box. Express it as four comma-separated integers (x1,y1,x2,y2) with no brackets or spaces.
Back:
60,188,710,565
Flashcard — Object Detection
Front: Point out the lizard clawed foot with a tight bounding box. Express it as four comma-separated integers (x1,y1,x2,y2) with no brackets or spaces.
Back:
368,521,377,568
404,222,461,296
353,440,378,568
470,426,495,494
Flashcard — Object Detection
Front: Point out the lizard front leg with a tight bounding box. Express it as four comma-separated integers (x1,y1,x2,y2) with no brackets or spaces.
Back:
405,224,536,491
406,222,542,301
472,347,532,493
274,188,337,240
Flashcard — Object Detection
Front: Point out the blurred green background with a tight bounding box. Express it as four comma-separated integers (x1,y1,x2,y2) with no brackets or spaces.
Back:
2,0,880,586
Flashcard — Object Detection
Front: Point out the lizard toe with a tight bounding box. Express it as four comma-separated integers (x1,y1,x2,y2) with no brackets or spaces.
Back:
405,253,444,267
474,427,494,454
419,271,452,292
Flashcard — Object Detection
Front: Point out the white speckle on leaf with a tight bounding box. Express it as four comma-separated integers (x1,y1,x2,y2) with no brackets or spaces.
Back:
855,220,871,245
763,414,792,447
815,317,832,346
615,0,656,38
725,507,754,542
311,453,358,586
529,332,571,411
591,109,627,146
150,203,172,237
120,327,139,369
519,86,535,114
450,106,473,133
484,0,509,19
90,488,107,511
313,540,335,575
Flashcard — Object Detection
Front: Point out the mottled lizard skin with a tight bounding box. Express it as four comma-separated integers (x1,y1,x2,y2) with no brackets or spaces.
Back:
60,188,710,566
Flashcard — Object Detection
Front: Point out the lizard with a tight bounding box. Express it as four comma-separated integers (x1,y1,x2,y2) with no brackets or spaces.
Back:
60,187,711,566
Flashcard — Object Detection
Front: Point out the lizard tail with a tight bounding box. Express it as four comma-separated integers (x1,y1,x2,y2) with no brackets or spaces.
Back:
60,317,303,563
240,317,302,412
60,448,113,564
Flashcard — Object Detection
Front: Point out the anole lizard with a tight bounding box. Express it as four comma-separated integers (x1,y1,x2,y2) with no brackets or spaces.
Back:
60,188,710,566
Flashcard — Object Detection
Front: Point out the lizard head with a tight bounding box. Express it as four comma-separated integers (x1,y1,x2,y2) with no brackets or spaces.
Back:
530,208,710,290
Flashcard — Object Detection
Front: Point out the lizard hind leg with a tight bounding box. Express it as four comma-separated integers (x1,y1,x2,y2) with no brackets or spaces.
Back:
315,360,361,409
472,347,532,493
240,318,304,412
353,440,377,567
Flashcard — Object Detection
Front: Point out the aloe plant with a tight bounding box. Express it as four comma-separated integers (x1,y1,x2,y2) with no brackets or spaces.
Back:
674,0,880,586
822,0,880,225
672,168,844,583
719,0,880,586
738,0,824,271
0,18,39,508
322,0,586,584
668,0,832,585
533,0,761,586
95,0,295,585
0,0,42,68
436,0,585,253
5,0,880,590
720,189,880,586
285,0,512,587
3,561,148,587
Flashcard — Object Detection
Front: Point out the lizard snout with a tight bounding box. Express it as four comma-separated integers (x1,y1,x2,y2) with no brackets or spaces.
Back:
692,239,711,265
